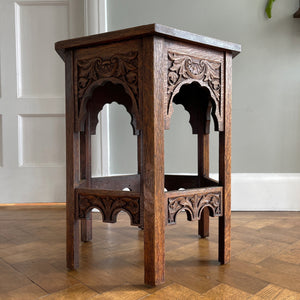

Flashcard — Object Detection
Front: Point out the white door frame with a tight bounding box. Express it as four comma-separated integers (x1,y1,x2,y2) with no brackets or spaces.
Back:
84,0,110,176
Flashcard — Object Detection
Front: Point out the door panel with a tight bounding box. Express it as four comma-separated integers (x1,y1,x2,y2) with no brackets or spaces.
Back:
0,0,84,203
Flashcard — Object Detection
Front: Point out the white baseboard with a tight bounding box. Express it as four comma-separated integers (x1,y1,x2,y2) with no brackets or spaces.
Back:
110,173,300,211
231,173,300,211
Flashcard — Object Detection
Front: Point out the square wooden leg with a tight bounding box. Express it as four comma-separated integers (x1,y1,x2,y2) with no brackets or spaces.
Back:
198,131,210,238
142,36,165,286
198,207,210,238
218,53,232,265
81,212,92,242
66,196,80,269
65,51,80,270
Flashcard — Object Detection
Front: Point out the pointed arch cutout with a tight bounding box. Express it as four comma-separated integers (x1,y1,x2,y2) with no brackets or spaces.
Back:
77,78,140,135
167,190,222,224
170,81,218,134
78,193,140,226
166,52,223,132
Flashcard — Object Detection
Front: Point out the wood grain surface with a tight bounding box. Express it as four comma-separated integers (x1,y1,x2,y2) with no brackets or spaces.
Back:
0,206,299,299
55,24,241,60
56,24,241,286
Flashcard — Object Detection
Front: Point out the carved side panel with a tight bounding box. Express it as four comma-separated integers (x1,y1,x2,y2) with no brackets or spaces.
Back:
76,51,140,133
167,192,222,224
77,193,140,226
166,51,223,131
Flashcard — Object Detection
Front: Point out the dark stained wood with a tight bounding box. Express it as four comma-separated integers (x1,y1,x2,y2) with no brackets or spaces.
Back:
55,24,241,61
138,134,144,229
202,175,219,187
141,36,166,286
76,188,140,198
76,190,140,226
199,207,210,237
165,48,223,132
80,112,92,242
165,186,221,198
79,132,86,180
198,133,210,181
166,187,222,224
83,76,140,135
56,24,240,286
73,39,141,134
294,7,300,17
78,175,141,192
81,212,92,242
198,107,210,238
65,51,80,270
218,52,232,264
164,175,199,191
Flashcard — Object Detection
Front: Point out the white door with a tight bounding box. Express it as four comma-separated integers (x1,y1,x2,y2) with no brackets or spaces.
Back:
0,0,84,203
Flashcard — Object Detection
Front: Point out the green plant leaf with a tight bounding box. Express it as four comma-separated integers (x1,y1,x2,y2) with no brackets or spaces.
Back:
266,0,276,18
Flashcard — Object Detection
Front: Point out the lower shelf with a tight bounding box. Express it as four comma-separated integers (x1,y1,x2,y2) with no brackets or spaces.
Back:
75,184,223,227
76,188,141,226
165,187,223,224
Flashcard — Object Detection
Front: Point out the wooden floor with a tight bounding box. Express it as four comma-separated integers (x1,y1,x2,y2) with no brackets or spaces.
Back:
0,206,299,300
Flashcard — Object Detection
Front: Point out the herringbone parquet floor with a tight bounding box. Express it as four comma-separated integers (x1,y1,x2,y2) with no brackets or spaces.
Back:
0,205,299,299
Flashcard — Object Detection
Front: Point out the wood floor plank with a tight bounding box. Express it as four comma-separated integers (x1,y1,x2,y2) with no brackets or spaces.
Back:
259,226,299,244
166,264,220,294
245,219,277,230
275,288,300,299
142,282,204,299
92,285,149,300
0,207,299,298
0,259,32,294
234,240,288,264
272,240,300,265
201,283,252,299
0,234,17,250
230,239,251,256
68,258,144,293
40,283,98,300
230,258,300,293
254,284,284,299
259,257,300,277
8,258,80,294
0,283,47,300
216,268,269,294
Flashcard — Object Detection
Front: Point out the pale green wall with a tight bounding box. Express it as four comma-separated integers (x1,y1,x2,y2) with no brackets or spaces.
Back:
107,0,300,174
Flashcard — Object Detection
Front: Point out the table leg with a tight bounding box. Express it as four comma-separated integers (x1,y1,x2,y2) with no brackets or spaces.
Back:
66,51,80,269
198,131,210,238
142,36,165,286
219,53,232,264
81,212,92,242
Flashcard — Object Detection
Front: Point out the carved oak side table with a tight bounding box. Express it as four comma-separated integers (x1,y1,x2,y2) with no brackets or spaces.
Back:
55,24,241,286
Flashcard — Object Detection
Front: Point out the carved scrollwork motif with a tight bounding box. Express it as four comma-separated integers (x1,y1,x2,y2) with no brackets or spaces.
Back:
78,193,140,226
168,192,222,224
76,52,139,133
166,52,222,131
168,52,221,100
78,51,138,103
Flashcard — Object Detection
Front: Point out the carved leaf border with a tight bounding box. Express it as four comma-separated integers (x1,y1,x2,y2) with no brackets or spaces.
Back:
78,193,140,225
168,192,222,224
77,51,139,114
167,52,221,101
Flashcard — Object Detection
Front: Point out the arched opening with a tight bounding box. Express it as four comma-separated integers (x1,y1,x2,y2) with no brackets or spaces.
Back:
108,103,138,175
79,80,139,135
91,103,138,178
80,81,140,193
164,104,198,174
209,117,219,182
171,81,215,134
164,81,219,191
